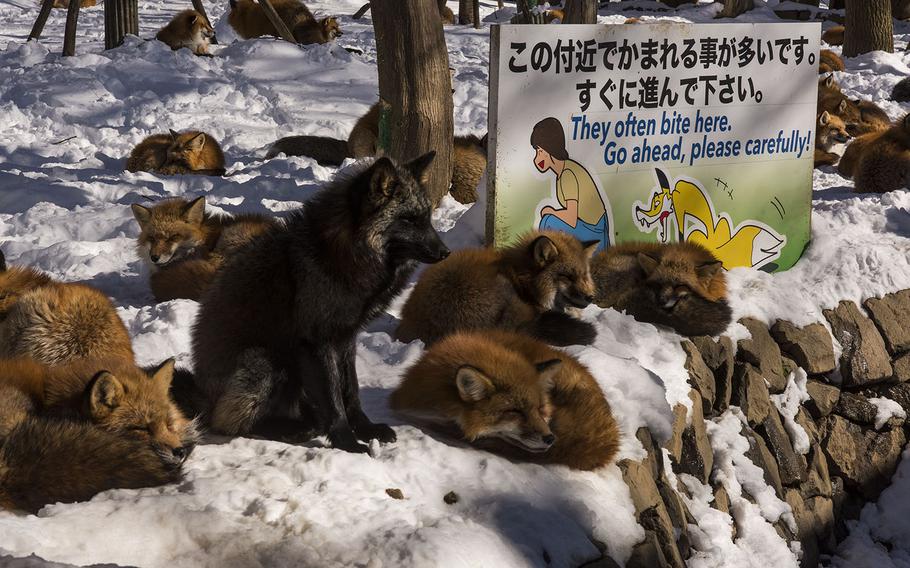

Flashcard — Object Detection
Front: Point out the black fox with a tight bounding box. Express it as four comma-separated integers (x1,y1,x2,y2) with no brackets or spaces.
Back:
191,153,449,453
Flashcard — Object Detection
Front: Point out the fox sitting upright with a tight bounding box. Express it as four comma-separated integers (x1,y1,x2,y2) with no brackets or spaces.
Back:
192,153,449,453
156,10,215,55
396,231,599,347
228,0,342,45
591,241,732,337
131,196,277,301
390,330,620,471
126,130,226,176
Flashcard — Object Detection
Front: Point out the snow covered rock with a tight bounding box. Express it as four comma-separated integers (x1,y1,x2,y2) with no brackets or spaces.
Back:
824,301,894,387
770,321,836,376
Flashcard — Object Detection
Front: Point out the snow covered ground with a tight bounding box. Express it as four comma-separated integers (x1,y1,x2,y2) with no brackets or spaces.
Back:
1,0,910,566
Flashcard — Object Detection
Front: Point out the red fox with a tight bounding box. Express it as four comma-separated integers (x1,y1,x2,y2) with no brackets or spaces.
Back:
228,0,341,45
126,130,226,176
822,25,844,46
390,330,620,470
451,134,487,204
818,76,890,137
156,9,215,55
591,241,732,337
815,111,851,167
396,231,599,347
838,130,884,178
0,415,183,513
51,0,96,8
131,196,278,302
819,49,845,74
0,261,133,366
853,113,910,193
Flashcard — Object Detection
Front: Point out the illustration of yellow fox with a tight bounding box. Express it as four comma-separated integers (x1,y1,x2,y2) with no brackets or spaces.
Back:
633,169,785,270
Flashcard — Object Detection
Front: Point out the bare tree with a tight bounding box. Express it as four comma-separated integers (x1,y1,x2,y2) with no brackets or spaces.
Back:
372,0,454,205
718,0,754,18
843,0,893,57
458,0,472,24
563,0,597,23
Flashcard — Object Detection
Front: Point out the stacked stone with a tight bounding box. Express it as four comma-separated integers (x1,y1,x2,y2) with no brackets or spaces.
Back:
589,290,910,568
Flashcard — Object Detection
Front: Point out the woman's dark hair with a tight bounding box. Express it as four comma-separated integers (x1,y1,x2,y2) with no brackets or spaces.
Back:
530,117,568,160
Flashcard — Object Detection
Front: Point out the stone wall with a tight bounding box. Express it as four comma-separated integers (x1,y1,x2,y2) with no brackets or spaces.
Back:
587,289,910,568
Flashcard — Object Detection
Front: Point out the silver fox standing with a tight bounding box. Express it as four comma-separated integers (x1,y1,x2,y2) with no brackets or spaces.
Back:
191,153,449,453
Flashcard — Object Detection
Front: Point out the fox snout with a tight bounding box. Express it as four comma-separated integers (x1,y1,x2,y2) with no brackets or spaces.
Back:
416,234,450,264
559,288,594,309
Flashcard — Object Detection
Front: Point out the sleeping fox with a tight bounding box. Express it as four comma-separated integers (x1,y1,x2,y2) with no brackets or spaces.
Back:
390,330,620,471
228,0,341,45
126,130,226,176
155,9,215,55
591,241,732,337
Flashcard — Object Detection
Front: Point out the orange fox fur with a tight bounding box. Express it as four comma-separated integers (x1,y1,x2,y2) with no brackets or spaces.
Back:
390,330,620,471
853,114,910,194
815,111,851,167
126,130,226,176
228,0,341,45
156,9,215,55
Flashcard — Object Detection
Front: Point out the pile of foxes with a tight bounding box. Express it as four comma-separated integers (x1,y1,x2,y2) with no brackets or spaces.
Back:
814,25,910,194
0,131,737,510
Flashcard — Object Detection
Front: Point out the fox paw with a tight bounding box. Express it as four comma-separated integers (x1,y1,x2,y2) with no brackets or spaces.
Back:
353,421,397,444
329,428,370,454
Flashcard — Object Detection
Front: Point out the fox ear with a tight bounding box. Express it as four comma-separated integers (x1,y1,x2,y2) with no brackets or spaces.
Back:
819,111,831,126
183,196,206,225
406,151,436,186
151,358,176,389
532,235,558,267
169,129,180,140
131,203,152,227
824,75,836,89
581,239,600,258
637,252,659,275
369,157,399,199
535,359,562,391
455,366,494,402
697,260,723,279
185,133,206,152
838,100,848,113
191,14,198,24
90,372,124,418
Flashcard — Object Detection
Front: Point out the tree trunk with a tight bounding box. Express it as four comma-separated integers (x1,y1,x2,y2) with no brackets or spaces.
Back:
28,0,55,41
458,0,472,24
563,0,596,23
103,0,138,50
63,0,82,55
843,0,893,57
517,0,545,23
372,0,454,206
718,0,754,18
472,0,480,28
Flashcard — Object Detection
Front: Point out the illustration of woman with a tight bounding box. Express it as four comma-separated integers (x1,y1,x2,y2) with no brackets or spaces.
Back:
531,117,611,251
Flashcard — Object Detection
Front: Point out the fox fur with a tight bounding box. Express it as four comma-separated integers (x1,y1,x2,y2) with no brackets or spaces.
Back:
126,130,226,176
191,153,449,453
819,49,845,74
822,25,844,46
815,111,851,167
156,9,215,55
893,77,910,103
853,113,910,194
451,134,487,204
228,0,341,45
51,0,96,8
397,231,599,347
591,241,732,337
266,135,351,166
818,76,890,137
348,103,381,159
0,356,196,452
837,130,884,179
0,415,183,513
132,196,277,302
0,264,133,366
390,330,620,471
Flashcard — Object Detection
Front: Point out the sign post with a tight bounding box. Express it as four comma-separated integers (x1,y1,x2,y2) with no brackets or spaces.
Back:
487,22,820,272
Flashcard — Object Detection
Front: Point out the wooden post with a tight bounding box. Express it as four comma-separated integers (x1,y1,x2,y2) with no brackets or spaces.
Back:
844,0,893,56
372,0,455,205
563,0,597,23
63,0,81,56
104,0,138,50
28,0,56,41
257,0,296,43
473,0,480,28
